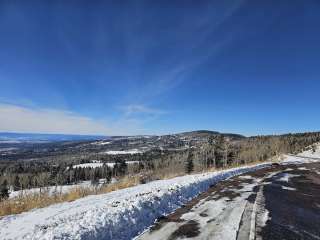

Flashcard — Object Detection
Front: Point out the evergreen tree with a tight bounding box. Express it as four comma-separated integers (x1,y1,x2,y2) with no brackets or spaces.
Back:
0,180,9,200
185,149,194,174
91,169,100,185
312,144,317,153
214,135,226,167
13,175,21,191
113,160,127,177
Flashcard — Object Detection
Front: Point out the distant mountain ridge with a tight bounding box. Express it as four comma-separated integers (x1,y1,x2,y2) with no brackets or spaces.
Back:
175,130,246,140
0,132,108,142
0,130,245,143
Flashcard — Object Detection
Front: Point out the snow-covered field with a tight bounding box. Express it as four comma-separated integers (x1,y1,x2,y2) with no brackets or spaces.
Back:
91,141,111,145
104,149,143,155
72,161,139,169
1,147,319,240
8,179,113,199
71,161,104,169
0,147,18,152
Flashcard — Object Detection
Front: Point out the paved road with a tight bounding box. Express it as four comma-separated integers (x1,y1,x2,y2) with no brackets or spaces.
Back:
137,161,320,240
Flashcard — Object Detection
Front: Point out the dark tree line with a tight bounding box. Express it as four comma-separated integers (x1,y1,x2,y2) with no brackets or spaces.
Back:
0,159,130,200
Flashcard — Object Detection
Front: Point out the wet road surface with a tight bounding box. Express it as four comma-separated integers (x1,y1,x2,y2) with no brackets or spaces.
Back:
137,161,320,240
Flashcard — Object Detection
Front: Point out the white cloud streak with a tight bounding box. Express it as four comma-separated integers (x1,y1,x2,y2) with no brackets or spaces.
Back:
0,102,168,136
0,103,165,136
0,104,110,135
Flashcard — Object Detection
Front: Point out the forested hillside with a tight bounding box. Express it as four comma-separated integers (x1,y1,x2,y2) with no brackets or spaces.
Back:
1,131,319,201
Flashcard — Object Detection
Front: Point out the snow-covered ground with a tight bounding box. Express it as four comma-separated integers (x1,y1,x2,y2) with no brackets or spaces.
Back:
72,162,104,169
0,147,18,152
91,141,111,145
72,161,139,169
9,179,112,199
297,143,320,158
1,146,319,240
104,149,143,155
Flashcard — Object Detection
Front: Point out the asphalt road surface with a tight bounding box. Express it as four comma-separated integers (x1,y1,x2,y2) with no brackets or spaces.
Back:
137,161,320,240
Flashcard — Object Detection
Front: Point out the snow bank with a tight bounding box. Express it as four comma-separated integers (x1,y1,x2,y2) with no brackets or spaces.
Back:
0,163,271,240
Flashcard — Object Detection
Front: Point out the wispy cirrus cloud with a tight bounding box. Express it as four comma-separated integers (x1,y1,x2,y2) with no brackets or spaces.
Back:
120,104,167,117
122,1,245,102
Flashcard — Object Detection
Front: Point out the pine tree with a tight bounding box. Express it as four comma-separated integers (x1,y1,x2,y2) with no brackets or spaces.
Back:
185,149,194,174
214,135,225,168
312,144,316,153
0,180,9,200
13,175,21,191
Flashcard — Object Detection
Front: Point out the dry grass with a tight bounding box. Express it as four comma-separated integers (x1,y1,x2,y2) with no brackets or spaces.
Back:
0,176,143,217
0,187,93,217
0,159,275,217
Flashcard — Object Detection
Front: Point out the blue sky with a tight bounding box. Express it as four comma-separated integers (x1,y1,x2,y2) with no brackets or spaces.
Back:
0,0,320,136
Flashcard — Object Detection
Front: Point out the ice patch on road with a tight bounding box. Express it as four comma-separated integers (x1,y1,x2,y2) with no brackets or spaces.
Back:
285,168,294,171
298,167,307,170
260,209,270,227
279,173,300,182
238,175,253,180
281,186,296,191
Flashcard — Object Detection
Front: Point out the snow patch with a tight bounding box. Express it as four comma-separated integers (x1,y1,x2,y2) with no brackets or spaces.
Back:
297,167,307,170
279,173,300,182
281,186,296,191
0,147,17,152
73,162,104,169
284,168,294,171
297,143,320,158
70,161,139,169
260,209,270,227
238,175,253,180
104,149,143,155
92,141,111,145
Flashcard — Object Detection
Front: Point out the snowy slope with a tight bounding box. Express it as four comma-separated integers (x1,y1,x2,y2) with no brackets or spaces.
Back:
298,143,320,158
0,164,271,240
